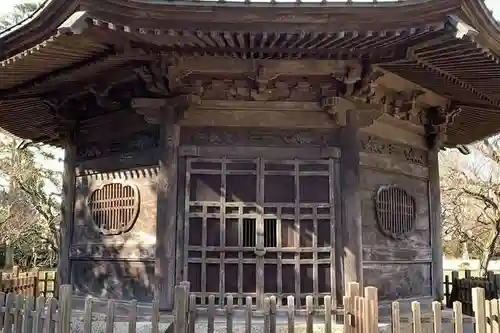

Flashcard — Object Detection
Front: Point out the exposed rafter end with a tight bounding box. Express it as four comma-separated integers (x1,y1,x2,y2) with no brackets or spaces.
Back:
58,11,89,36
445,15,479,40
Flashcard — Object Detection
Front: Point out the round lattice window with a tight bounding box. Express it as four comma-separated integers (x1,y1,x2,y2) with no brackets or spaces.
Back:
88,182,140,235
374,185,416,239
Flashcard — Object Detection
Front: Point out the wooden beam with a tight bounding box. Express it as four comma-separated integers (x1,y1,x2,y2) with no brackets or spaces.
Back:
428,147,443,301
339,112,363,289
57,135,76,290
155,108,180,310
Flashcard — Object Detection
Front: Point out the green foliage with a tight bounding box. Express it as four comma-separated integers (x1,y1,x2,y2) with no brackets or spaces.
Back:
0,135,62,268
0,2,40,31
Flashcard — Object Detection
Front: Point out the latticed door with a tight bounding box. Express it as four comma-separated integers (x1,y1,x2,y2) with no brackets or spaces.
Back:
183,157,337,308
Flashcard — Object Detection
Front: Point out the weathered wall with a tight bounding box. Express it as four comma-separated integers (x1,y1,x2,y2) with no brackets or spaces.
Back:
359,133,432,301
71,127,159,301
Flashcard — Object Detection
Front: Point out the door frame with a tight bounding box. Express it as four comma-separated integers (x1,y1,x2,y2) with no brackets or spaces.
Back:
175,144,342,307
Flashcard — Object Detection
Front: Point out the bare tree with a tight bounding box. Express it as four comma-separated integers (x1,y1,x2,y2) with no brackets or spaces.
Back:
441,135,500,275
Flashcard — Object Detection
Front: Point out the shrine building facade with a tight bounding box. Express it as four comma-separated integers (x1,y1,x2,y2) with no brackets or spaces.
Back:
1,0,500,311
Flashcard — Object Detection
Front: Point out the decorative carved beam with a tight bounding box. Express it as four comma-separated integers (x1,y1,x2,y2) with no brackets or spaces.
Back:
320,96,384,128
132,95,201,124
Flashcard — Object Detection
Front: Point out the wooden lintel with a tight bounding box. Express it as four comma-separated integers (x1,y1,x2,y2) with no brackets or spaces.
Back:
172,56,358,76
132,95,201,124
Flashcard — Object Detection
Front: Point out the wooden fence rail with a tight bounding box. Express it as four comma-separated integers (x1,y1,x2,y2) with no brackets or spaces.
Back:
0,280,499,333
0,267,56,299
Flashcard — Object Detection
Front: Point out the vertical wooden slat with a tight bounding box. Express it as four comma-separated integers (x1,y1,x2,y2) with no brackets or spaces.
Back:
412,301,422,333
188,294,197,333
84,297,94,333
226,295,234,333
207,295,215,333
0,292,5,331
324,295,332,333
473,287,487,333
13,294,23,333
245,296,252,333
174,285,188,333
365,286,378,333
453,301,463,333
58,285,73,333
343,296,352,333
287,296,295,333
152,298,160,333
22,295,34,333
105,299,115,333
491,299,499,333
44,298,57,333
32,296,44,333
263,297,270,333
127,299,137,333
306,295,313,333
4,293,14,333
270,296,277,333
432,301,442,333
487,300,493,333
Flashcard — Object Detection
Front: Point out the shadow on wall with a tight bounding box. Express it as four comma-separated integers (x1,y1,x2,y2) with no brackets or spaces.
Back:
71,165,158,305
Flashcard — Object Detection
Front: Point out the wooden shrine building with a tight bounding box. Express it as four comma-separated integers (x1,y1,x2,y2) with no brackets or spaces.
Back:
1,0,500,311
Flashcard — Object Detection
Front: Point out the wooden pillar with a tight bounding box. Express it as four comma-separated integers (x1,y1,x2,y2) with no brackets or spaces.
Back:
428,148,443,301
57,136,76,288
339,112,363,289
155,107,180,310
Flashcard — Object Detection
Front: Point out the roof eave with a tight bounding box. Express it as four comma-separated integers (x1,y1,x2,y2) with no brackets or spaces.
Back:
0,0,79,59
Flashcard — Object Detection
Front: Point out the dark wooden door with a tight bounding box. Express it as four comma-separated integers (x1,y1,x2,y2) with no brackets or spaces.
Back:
183,157,336,308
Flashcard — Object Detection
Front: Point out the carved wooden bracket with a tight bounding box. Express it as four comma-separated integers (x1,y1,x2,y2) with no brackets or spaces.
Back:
132,95,201,124
320,96,384,128
421,104,461,149
134,55,189,96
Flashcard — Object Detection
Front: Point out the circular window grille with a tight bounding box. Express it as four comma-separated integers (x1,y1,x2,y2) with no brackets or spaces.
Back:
374,185,416,239
88,182,140,235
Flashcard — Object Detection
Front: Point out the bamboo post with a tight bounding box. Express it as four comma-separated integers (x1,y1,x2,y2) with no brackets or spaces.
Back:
473,287,487,333
188,294,196,333
127,300,137,333
486,300,493,333
45,298,57,333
